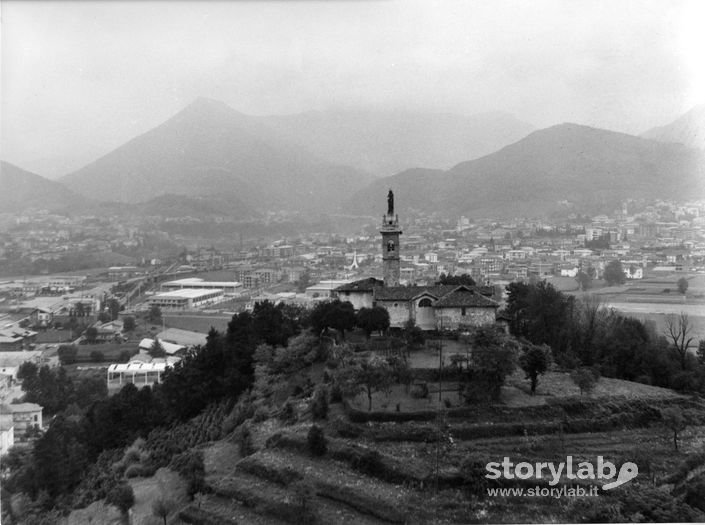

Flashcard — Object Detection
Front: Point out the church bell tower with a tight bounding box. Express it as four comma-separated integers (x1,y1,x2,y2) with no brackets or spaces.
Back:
380,189,402,287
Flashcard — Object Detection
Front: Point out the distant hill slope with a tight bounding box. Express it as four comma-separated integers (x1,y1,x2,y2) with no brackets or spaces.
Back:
60,98,374,214
261,109,535,177
0,160,83,212
346,123,705,218
642,105,705,150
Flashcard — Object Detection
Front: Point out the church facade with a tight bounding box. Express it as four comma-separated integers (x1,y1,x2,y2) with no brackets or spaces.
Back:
335,190,499,331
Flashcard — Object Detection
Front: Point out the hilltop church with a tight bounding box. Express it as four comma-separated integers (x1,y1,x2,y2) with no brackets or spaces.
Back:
335,190,499,331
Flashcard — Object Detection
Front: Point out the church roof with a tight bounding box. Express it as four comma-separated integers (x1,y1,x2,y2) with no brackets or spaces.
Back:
374,284,480,301
433,289,499,308
335,278,384,293
375,286,442,301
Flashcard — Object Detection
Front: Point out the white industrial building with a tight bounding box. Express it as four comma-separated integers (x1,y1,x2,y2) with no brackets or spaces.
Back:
106,360,174,389
148,288,224,310
161,278,242,295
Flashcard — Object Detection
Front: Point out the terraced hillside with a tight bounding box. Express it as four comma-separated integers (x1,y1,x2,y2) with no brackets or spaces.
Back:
170,382,705,524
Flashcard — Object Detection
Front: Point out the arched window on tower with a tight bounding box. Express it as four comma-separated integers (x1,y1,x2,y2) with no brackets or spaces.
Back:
387,240,395,252
418,298,433,308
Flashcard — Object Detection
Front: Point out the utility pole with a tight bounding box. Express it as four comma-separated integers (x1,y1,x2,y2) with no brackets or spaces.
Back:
438,316,443,402
435,316,444,494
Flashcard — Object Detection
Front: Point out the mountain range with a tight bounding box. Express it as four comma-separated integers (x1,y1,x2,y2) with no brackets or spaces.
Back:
60,98,374,214
3,100,704,219
346,123,705,218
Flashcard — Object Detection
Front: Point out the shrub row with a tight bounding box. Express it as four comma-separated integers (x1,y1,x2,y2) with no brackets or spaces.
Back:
664,451,705,485
237,455,304,486
314,480,408,523
344,395,699,426
179,505,238,525
213,475,316,524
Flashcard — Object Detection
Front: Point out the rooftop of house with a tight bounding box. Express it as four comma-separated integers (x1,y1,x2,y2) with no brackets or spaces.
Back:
335,277,384,293
1,403,42,413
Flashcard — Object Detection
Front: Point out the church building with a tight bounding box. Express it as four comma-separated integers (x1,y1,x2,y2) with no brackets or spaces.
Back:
335,190,499,331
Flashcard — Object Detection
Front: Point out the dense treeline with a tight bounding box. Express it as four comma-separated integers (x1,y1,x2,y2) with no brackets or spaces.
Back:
2,300,304,518
504,281,705,392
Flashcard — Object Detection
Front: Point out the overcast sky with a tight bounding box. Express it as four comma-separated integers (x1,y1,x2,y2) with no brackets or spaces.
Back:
1,0,703,178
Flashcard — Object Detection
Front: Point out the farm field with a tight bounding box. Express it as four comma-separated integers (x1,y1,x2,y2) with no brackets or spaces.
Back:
604,303,705,342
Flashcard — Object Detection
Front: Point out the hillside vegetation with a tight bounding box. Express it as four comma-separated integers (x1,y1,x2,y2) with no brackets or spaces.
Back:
3,288,705,524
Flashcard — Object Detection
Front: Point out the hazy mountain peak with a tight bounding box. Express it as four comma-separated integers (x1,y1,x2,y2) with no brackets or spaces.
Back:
59,100,373,212
641,105,705,150
346,122,705,219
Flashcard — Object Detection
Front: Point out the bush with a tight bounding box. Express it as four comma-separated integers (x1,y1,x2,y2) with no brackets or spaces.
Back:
291,480,318,522
238,425,255,457
119,350,132,363
106,483,135,514
684,478,705,512
90,350,105,363
58,344,78,365
311,387,329,420
349,448,386,478
169,449,206,497
329,383,343,403
280,400,297,424
460,456,495,496
307,424,327,457
253,406,269,422
124,463,152,478
570,367,599,395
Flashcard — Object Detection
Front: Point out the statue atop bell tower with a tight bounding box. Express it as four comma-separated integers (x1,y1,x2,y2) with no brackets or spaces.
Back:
380,188,402,287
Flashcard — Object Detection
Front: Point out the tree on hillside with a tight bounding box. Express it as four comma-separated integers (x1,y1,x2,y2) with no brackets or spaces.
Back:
504,281,574,361
697,340,705,366
677,277,689,295
603,260,626,286
570,367,600,395
58,344,78,365
251,300,299,347
309,300,356,340
575,271,592,291
147,304,162,324
402,319,425,353
149,338,166,358
123,316,136,332
436,273,476,286
335,356,393,411
466,326,519,400
356,306,390,338
106,483,135,517
661,407,688,451
665,312,695,370
107,298,121,320
85,326,98,344
518,343,553,395
296,270,312,293
74,302,86,317
152,497,174,525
